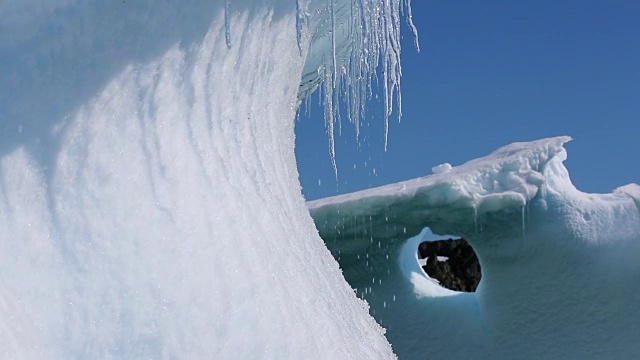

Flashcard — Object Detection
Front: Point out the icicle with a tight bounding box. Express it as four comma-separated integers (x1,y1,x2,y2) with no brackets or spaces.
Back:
473,203,478,235
295,0,303,56
224,0,231,49
521,205,526,241
330,0,338,86
403,0,420,52
324,72,339,179
304,0,418,175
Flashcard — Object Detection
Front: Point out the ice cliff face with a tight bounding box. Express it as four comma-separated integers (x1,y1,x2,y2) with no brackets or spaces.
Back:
310,136,640,359
0,0,412,358
309,136,572,241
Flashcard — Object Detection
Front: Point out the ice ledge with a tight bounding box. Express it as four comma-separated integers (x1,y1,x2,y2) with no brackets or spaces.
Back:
309,136,570,211
308,136,571,240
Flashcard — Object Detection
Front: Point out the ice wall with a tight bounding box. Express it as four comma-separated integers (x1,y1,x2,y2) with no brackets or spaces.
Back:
310,137,640,359
0,0,411,357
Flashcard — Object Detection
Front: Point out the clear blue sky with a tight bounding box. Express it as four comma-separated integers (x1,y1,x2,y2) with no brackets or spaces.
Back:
296,0,640,201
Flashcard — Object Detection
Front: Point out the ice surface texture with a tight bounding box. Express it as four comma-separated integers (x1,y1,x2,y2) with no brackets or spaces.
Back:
0,0,411,358
309,137,640,359
4,0,639,358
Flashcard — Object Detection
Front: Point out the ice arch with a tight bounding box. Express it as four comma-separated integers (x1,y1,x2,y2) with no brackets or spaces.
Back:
0,0,414,357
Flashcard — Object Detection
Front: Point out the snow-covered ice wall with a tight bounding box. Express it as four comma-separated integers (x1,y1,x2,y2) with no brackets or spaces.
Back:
309,137,640,359
0,0,413,357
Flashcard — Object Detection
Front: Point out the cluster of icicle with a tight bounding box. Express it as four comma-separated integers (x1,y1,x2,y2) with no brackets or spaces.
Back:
293,0,419,176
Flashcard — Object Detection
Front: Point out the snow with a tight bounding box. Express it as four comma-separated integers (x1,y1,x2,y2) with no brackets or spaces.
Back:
431,163,452,174
615,183,640,210
399,229,460,298
309,137,640,359
0,0,412,358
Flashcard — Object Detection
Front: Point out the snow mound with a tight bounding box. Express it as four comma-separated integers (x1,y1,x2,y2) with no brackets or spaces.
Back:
431,163,452,174
309,136,570,239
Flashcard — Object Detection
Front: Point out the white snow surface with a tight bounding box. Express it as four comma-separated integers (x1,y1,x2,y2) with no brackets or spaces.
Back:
0,0,412,358
615,183,640,210
431,162,451,174
309,136,640,359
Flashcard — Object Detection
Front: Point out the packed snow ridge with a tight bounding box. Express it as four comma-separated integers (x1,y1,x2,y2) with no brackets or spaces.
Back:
309,136,640,359
309,136,572,240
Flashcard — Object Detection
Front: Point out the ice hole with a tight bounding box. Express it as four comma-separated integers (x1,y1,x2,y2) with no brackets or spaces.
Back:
417,238,481,292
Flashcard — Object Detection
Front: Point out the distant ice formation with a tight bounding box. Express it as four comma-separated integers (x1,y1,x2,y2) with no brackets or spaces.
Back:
309,137,640,359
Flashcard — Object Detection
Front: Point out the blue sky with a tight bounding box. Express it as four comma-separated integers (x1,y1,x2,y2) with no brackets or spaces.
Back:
296,0,640,200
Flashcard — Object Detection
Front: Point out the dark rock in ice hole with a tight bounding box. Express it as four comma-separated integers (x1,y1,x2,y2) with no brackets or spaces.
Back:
418,238,481,292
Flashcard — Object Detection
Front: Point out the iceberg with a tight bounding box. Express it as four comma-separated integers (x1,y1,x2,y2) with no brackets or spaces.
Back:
3,0,638,358
0,0,413,357
309,136,640,359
